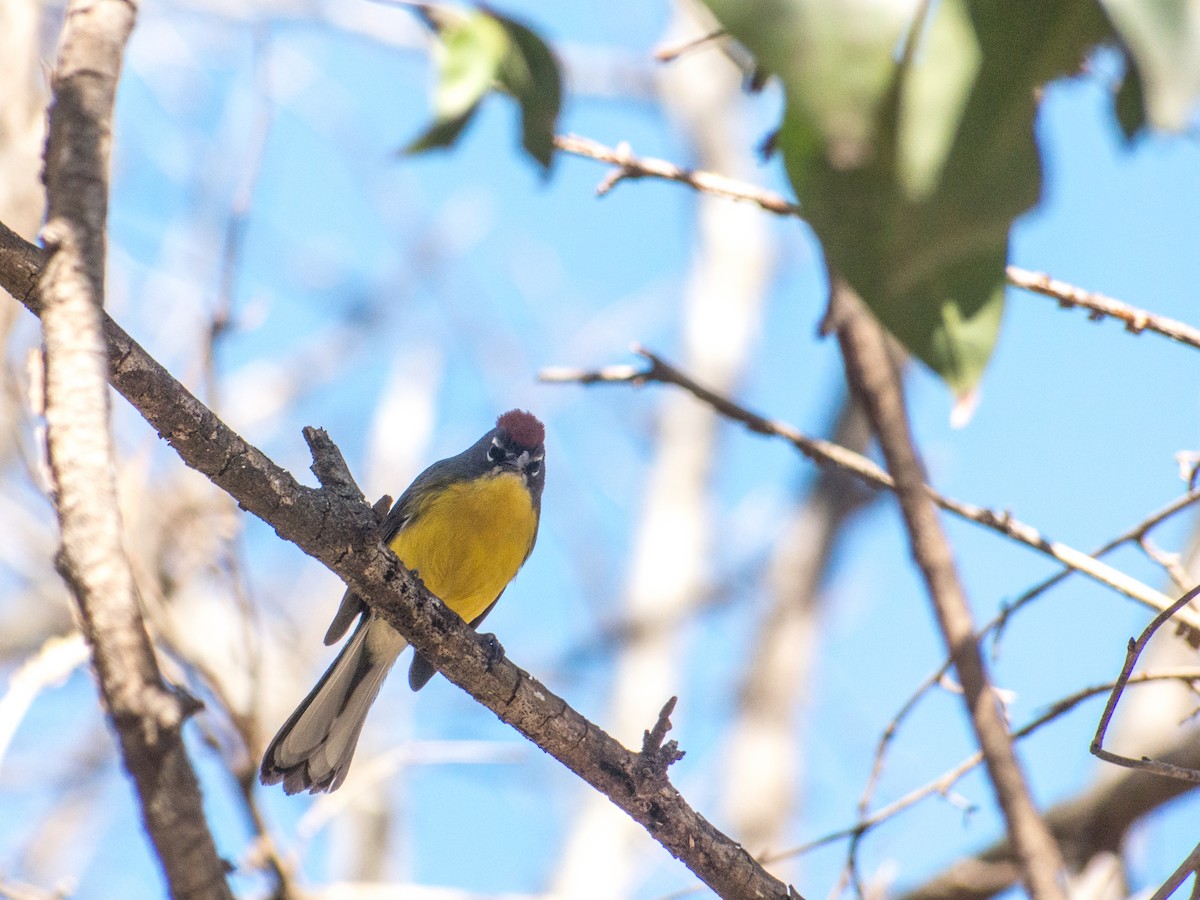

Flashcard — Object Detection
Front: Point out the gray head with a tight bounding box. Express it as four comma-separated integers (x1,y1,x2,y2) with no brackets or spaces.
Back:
473,409,546,509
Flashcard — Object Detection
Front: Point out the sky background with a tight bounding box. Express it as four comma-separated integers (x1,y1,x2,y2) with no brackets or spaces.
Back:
3,1,1200,898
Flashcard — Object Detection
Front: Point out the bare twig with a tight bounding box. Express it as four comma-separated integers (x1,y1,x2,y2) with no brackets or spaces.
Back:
638,696,685,780
39,2,233,897
554,135,1200,360
1091,583,1200,783
653,28,727,62
1007,266,1200,352
1140,535,1193,593
292,740,525,849
553,133,802,216
1151,840,1200,900
829,282,1065,898
541,347,1200,636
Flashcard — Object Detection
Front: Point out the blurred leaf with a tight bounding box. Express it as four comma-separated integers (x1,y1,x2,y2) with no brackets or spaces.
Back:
1115,51,1149,140
1100,0,1200,131
492,12,562,171
406,10,507,155
405,7,562,172
702,0,1112,395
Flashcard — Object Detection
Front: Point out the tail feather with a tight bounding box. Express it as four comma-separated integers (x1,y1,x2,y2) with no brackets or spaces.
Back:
261,616,406,794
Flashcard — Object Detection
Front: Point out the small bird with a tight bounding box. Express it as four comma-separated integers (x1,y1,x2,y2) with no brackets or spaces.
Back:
261,409,546,794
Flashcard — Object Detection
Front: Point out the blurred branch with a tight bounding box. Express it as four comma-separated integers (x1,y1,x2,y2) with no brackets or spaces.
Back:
554,43,778,893
723,390,874,853
653,28,726,62
0,0,48,240
0,633,88,778
828,281,1065,898
0,223,801,900
293,740,525,850
1007,266,1200,351
541,346,1200,636
554,133,801,216
0,876,71,900
38,1,233,897
168,646,295,896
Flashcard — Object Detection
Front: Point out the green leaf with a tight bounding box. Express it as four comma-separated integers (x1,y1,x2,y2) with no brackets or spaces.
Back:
405,10,508,156
1100,0,1200,131
1115,54,1149,141
405,7,562,173
492,12,562,171
702,0,1112,396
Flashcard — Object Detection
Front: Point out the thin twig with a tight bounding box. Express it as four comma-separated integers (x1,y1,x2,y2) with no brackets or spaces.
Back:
653,28,726,62
1140,535,1193,593
541,347,1200,636
1151,840,1200,900
553,133,802,216
1007,266,1200,352
1091,583,1200,783
993,487,1200,640
0,633,88,778
554,134,1200,359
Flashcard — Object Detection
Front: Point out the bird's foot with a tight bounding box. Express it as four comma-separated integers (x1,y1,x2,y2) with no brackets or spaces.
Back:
480,633,505,671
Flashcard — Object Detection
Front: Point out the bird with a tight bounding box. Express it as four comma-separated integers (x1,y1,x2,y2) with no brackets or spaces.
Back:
260,409,546,794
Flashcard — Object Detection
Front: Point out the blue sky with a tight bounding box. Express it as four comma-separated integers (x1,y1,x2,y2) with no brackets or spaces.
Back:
3,2,1200,898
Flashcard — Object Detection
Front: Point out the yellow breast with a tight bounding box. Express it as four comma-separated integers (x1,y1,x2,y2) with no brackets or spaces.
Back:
388,472,537,624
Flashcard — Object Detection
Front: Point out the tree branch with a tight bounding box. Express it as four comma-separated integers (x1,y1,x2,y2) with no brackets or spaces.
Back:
828,281,1065,899
1007,266,1200,351
0,218,800,900
553,133,802,216
38,2,234,898
541,346,1200,638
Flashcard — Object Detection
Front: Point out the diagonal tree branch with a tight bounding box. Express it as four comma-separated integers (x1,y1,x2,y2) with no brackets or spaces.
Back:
0,217,800,900
828,280,1066,899
540,346,1200,637
38,1,234,898
1007,266,1200,351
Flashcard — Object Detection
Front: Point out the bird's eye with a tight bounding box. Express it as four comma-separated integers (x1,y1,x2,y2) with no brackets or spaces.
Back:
487,442,504,463
527,460,541,477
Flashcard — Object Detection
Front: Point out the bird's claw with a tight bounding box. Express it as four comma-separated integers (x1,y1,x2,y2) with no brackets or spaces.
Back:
480,633,505,671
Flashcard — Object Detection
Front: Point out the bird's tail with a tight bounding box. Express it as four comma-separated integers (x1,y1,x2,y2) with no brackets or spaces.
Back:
260,616,406,794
